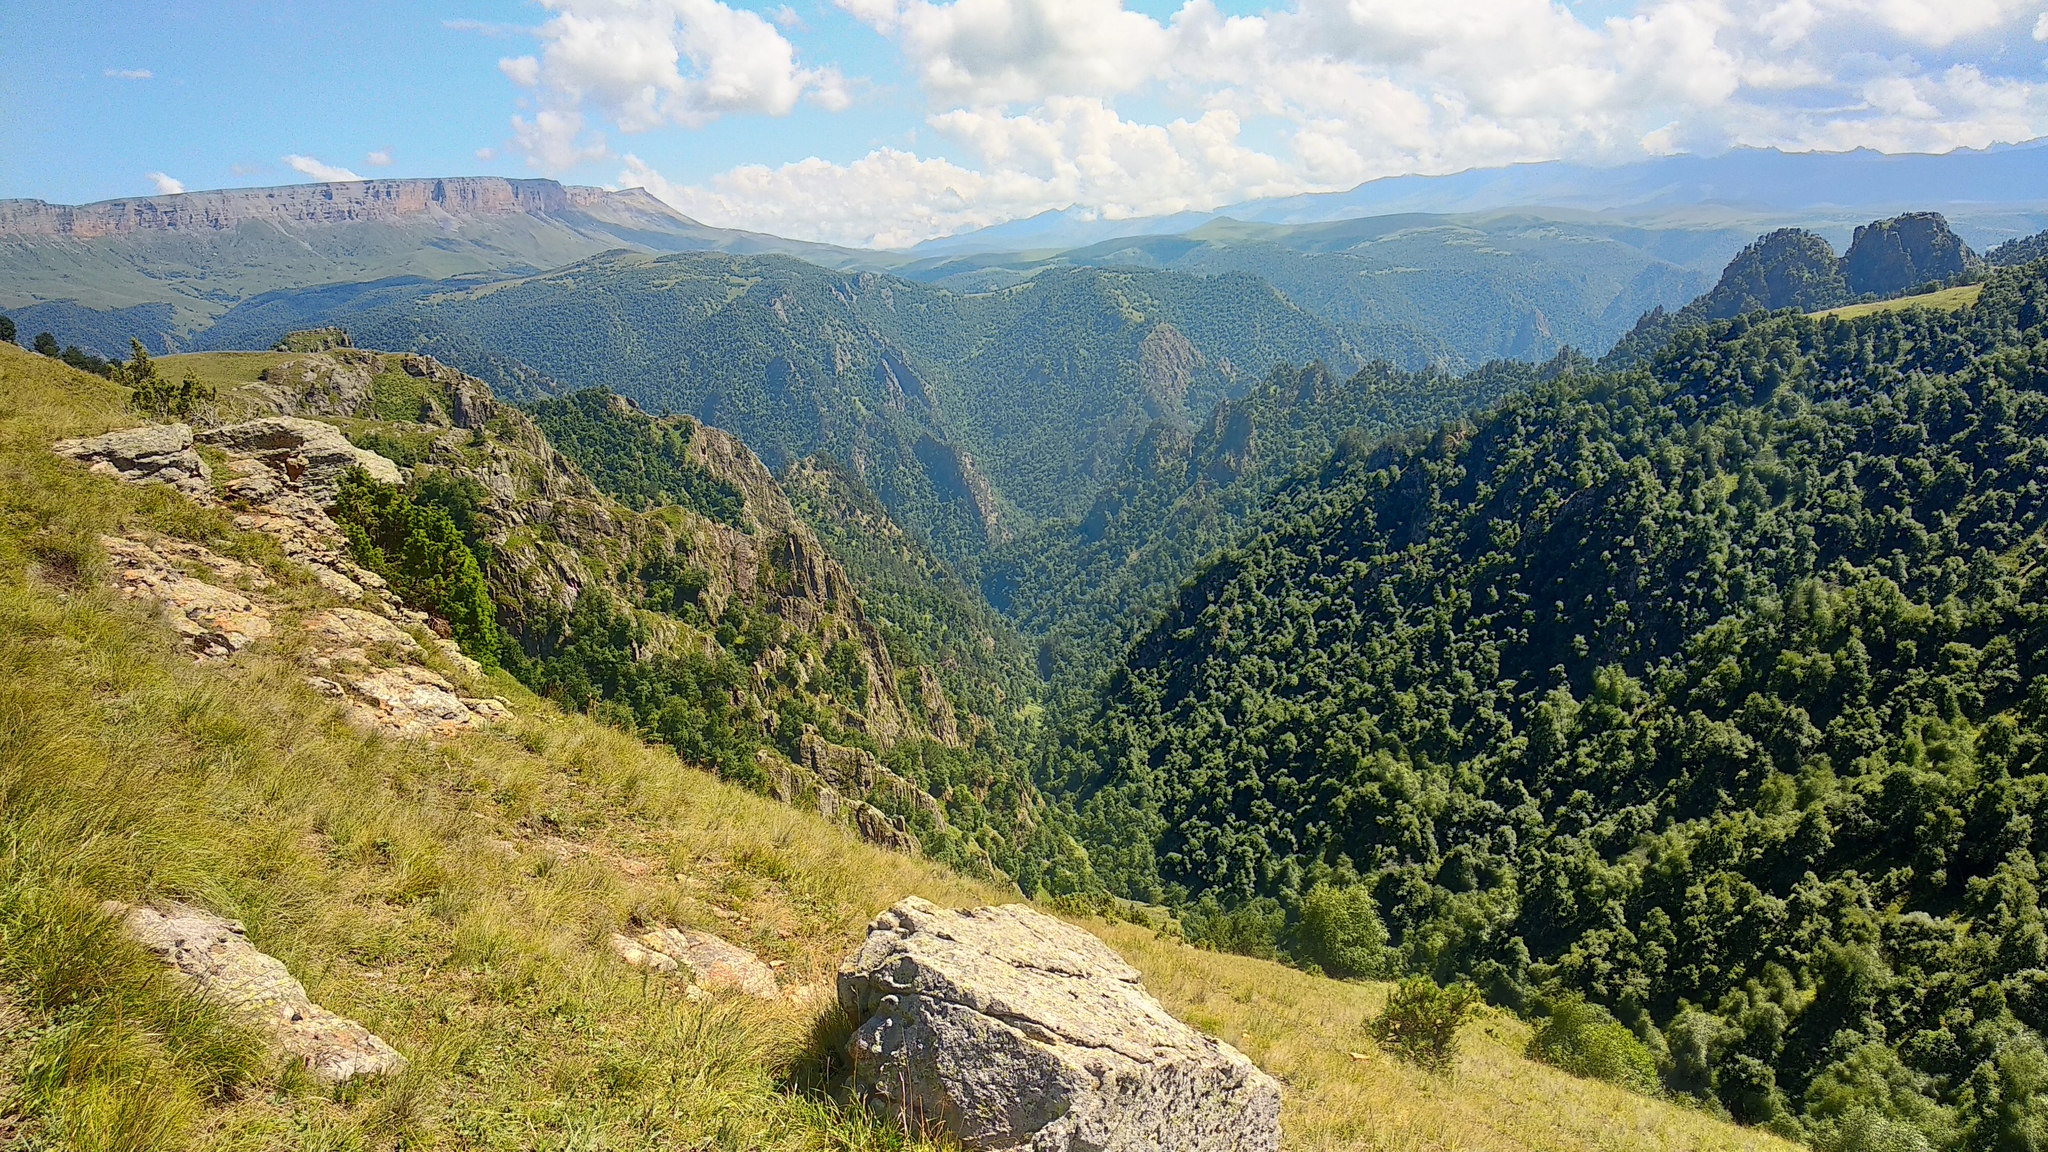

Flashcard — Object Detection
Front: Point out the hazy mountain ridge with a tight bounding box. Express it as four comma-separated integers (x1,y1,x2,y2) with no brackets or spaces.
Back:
177,250,1355,563
918,141,2048,255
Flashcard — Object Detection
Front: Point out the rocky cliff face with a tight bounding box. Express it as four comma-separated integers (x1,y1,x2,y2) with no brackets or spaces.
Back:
0,178,678,239
1842,211,1979,297
224,346,971,851
1697,227,1850,318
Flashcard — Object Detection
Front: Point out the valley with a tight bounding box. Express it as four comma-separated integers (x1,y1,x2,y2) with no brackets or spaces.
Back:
3,165,2046,1152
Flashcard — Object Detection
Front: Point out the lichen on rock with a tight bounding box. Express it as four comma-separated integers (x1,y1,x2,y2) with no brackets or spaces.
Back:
52,423,212,495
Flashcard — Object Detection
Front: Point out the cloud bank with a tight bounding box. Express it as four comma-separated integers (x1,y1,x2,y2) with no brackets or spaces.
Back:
492,0,2048,246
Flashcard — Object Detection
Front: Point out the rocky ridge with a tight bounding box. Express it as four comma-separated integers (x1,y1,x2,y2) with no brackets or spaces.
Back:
53,419,507,738
211,348,985,858
0,178,676,239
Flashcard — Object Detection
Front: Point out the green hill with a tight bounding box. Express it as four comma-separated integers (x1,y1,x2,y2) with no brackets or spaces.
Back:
1050,259,2048,1146
978,355,1566,696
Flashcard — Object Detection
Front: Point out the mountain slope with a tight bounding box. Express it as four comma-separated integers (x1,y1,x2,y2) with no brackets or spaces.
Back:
164,346,1055,885
910,214,1739,370
187,251,1353,562
0,339,1792,1152
1054,260,2048,1144
979,356,1560,696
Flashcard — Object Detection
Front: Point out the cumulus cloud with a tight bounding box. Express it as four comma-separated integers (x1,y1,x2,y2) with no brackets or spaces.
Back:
484,0,847,171
620,98,1306,245
510,110,612,170
515,0,2048,243
367,148,393,167
145,172,186,195
283,155,363,182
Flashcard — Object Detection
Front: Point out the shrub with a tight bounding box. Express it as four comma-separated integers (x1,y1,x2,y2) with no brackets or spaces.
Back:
116,339,213,421
332,467,500,664
0,315,14,344
1180,895,1284,960
1370,977,1482,1073
1527,994,1659,1093
1296,881,1388,979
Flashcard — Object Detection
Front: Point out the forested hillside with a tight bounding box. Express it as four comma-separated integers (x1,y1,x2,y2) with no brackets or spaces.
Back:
1051,260,2048,1146
907,213,1736,369
192,251,1348,564
979,355,1561,695
158,349,1078,891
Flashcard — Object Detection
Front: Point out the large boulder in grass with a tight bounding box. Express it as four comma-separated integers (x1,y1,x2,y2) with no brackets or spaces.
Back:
196,416,400,502
107,901,405,1084
51,423,211,495
838,897,1281,1152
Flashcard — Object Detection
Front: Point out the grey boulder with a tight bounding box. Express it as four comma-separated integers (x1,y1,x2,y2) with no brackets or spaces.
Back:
51,423,211,495
839,896,1281,1152
197,417,401,502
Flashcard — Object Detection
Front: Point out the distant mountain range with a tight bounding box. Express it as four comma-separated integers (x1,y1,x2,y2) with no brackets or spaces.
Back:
915,140,2048,256
0,175,876,347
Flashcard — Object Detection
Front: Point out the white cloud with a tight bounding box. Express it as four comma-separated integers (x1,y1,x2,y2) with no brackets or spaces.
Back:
506,0,2048,244
477,147,499,160
145,172,186,195
283,155,364,182
620,98,1306,246
510,110,611,171
887,0,1175,104
104,68,152,80
489,0,846,172
367,149,393,167
500,55,542,87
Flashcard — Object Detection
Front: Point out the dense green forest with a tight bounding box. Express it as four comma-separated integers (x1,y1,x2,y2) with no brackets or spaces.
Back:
1045,259,2048,1146
977,355,1565,697
524,387,746,525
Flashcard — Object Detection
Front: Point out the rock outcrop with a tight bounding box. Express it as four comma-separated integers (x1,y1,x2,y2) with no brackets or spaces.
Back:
607,925,780,999
838,897,1282,1152
1843,212,1978,297
102,535,273,660
0,177,667,239
197,416,401,501
108,902,405,1084
51,423,211,495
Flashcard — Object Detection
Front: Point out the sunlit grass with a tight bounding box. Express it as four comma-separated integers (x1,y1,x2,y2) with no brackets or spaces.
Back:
1809,282,1983,319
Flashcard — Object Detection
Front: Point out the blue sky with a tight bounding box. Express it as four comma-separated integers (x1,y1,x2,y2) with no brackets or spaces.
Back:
6,0,2047,246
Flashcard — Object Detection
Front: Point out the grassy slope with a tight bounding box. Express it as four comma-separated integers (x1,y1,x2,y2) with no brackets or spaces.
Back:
1809,281,1984,318
0,341,1792,1152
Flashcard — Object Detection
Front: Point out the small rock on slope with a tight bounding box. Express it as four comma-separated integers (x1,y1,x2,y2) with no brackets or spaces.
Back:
108,901,406,1084
838,896,1281,1152
608,925,779,999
